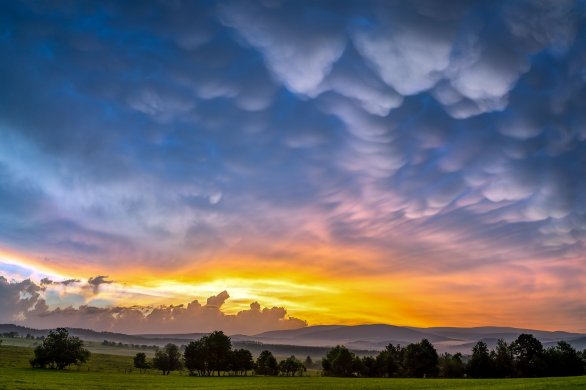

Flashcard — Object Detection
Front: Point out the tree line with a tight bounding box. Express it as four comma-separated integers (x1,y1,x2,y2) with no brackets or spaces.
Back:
1,331,44,340
321,334,586,378
28,328,586,378
101,340,157,350
136,330,306,376
26,328,305,375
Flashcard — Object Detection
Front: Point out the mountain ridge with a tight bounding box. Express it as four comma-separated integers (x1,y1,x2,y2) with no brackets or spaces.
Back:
2,323,584,354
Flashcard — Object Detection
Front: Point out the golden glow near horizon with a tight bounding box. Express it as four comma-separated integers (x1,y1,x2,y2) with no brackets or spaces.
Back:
3,247,584,332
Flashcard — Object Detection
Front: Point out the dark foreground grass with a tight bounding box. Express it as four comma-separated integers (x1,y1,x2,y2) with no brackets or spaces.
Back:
2,345,586,389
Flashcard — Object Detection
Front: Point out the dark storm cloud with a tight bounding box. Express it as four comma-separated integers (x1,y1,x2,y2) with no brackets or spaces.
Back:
0,0,585,286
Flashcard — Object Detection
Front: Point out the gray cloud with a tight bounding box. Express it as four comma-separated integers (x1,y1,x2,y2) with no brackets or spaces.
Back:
87,276,114,294
0,276,42,322
205,290,230,309
0,278,306,334
40,277,80,286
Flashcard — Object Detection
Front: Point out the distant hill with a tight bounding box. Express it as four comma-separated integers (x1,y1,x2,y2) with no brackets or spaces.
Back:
0,324,188,345
544,336,586,351
135,332,207,340
0,324,373,359
254,324,586,353
256,324,455,346
415,326,584,342
2,323,585,355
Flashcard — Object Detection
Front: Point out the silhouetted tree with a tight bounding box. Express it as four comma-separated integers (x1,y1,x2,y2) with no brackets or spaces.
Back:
184,339,206,376
376,344,404,377
511,334,544,377
492,339,514,378
133,352,150,373
152,343,182,375
350,355,363,376
467,341,493,378
316,333,584,379
255,350,279,376
359,356,378,377
278,355,305,376
304,355,313,369
322,345,357,377
543,341,584,377
231,348,254,376
403,339,438,378
439,353,464,378
204,331,231,376
30,328,90,369
183,332,252,376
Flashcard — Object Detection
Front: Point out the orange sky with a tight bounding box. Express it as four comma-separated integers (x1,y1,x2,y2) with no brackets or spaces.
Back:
2,247,585,332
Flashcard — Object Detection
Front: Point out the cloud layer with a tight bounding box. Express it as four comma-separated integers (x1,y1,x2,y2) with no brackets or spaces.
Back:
0,276,306,334
0,0,585,331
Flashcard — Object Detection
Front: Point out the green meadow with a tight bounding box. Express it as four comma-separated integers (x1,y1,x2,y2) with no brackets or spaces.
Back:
2,345,586,389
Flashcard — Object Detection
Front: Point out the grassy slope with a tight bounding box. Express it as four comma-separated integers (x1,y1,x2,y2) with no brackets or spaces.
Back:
0,337,156,357
0,345,135,372
1,345,586,389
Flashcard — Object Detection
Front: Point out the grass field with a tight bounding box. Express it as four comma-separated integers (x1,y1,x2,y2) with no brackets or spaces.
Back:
2,369,586,390
2,344,586,389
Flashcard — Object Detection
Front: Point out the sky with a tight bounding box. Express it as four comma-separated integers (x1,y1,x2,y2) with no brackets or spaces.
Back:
0,0,585,334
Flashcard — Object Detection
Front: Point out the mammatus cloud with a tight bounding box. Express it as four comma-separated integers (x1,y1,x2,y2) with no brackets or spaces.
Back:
0,277,306,334
219,1,346,96
0,1,585,330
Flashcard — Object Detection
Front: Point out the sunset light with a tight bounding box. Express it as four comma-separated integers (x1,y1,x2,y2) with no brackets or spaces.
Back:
1,0,585,343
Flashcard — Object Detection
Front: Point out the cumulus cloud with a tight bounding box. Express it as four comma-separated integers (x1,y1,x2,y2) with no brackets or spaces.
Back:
205,290,230,309
0,278,306,334
0,276,42,322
